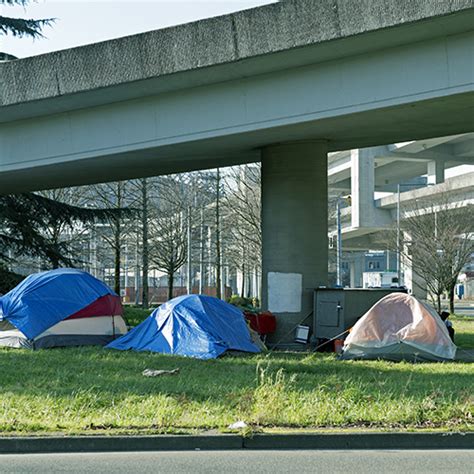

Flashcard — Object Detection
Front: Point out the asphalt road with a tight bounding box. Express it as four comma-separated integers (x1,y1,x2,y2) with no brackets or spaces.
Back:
0,450,473,473
455,305,474,317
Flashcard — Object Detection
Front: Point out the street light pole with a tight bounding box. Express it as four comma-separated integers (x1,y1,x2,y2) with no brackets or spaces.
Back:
336,198,342,287
397,184,401,285
186,206,192,295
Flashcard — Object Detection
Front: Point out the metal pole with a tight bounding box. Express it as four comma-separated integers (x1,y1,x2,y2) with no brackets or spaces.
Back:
124,244,129,289
397,184,401,285
220,259,225,300
207,226,212,288
134,227,140,306
336,199,342,287
199,208,204,294
186,206,192,294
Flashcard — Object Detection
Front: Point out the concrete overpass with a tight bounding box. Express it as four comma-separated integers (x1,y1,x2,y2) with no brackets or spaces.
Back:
329,133,474,249
328,133,474,297
1,0,474,339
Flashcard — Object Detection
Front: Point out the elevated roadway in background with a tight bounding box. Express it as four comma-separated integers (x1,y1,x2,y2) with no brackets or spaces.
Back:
329,133,474,250
328,132,474,297
329,133,474,194
1,0,474,343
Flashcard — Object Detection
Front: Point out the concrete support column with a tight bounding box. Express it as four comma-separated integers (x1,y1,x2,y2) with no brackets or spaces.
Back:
427,160,445,185
351,149,375,228
350,261,357,288
349,255,364,288
261,141,328,346
402,232,428,300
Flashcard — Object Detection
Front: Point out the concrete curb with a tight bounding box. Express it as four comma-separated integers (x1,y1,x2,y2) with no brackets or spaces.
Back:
245,432,474,450
0,433,472,454
0,435,242,454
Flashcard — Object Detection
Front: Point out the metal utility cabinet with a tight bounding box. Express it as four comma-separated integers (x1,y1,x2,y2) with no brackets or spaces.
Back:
313,288,405,342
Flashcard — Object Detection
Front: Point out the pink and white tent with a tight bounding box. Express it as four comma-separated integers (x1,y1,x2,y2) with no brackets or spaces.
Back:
341,293,456,361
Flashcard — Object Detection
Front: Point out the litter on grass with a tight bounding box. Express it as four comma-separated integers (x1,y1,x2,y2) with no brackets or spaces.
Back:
228,421,248,430
142,368,180,377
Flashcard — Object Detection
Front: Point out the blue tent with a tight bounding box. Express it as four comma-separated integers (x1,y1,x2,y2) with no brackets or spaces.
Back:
0,268,116,340
107,294,261,359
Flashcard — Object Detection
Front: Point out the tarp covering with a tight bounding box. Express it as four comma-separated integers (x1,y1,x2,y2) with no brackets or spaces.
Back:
107,294,261,359
0,268,117,339
341,293,456,361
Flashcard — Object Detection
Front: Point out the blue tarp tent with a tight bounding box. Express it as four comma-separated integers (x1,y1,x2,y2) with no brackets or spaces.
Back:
107,294,261,359
0,268,117,340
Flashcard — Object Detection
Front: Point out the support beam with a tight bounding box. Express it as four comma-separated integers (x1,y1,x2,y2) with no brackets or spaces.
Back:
402,232,428,300
262,142,328,346
427,160,445,184
351,148,393,229
349,257,364,288
351,149,376,228
378,151,454,162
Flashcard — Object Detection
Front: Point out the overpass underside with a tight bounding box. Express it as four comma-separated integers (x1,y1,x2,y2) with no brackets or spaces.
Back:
1,0,474,344
1,32,473,192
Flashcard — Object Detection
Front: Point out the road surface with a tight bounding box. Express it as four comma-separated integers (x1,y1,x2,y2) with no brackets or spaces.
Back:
454,304,474,317
0,450,472,473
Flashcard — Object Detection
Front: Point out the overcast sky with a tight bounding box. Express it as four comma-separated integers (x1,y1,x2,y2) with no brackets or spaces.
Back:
1,0,277,58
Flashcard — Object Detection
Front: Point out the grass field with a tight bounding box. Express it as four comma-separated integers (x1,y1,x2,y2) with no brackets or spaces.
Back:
452,316,474,349
0,317,472,436
122,306,153,327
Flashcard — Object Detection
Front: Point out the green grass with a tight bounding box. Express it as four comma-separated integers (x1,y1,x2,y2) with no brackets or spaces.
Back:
122,306,153,327
452,316,474,349
0,345,472,436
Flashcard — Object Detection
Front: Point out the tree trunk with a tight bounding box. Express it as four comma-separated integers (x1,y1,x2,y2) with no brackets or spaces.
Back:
113,183,123,295
114,230,121,295
448,285,455,315
141,178,149,309
215,168,222,299
199,207,204,294
436,293,441,314
134,228,140,306
51,255,60,269
240,263,245,298
51,229,61,269
168,271,174,301
186,206,192,294
240,244,246,298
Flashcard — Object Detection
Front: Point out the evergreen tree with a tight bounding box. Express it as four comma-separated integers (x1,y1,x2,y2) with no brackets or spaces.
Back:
0,0,53,42
0,193,125,269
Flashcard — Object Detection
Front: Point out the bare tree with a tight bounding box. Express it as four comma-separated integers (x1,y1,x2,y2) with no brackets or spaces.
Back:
150,209,187,300
90,181,137,294
223,164,262,299
400,198,473,313
149,175,191,300
140,178,150,308
125,178,156,308
215,168,223,299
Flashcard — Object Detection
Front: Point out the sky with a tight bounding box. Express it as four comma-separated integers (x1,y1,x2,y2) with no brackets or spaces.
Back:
0,0,277,58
